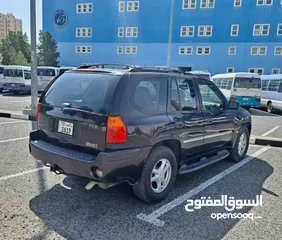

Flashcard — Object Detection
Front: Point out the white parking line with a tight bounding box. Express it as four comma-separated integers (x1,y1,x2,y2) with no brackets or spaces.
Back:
0,167,48,181
0,120,26,125
136,146,270,227
261,126,280,137
0,137,29,144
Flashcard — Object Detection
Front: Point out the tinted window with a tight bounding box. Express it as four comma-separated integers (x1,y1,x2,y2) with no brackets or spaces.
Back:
198,81,225,111
42,72,120,114
234,77,261,89
133,76,166,112
268,80,281,92
3,69,23,78
279,81,282,93
173,78,197,111
38,69,56,76
0,67,4,74
262,80,269,91
24,70,31,79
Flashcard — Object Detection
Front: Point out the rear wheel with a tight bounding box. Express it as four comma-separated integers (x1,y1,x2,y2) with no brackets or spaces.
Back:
228,126,249,162
267,102,274,113
132,146,177,203
243,106,251,111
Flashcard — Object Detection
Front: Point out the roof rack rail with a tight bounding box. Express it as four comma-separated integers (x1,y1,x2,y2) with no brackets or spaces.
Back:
78,63,136,70
129,66,180,73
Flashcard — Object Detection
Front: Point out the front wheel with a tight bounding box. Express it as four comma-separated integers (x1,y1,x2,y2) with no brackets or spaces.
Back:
132,146,177,203
228,126,250,162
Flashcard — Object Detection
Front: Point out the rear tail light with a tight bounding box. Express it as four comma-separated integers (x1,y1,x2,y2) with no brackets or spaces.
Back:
230,95,237,101
36,103,41,126
106,116,127,143
3,83,6,86
256,96,261,102
20,83,25,87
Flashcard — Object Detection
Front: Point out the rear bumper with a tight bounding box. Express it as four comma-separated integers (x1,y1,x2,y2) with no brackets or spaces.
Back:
3,83,31,91
29,131,152,185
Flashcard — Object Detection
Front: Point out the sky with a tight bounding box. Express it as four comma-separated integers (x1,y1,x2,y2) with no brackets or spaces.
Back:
1,0,43,40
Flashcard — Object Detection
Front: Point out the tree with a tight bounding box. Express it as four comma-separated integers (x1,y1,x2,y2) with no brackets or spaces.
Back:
10,49,28,66
37,31,60,67
0,31,31,65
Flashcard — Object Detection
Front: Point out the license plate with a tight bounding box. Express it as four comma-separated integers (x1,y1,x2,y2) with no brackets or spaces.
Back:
243,97,249,101
11,84,15,86
58,120,74,136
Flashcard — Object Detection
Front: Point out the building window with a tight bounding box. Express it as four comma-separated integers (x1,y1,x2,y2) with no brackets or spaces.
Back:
127,1,139,11
253,24,270,36
126,27,138,37
77,3,93,13
234,0,242,7
119,1,125,12
117,46,123,54
76,28,92,37
248,68,264,74
197,46,211,55
76,46,92,53
257,0,272,5
228,46,236,55
227,67,234,73
181,26,194,37
274,46,282,55
183,0,197,9
272,68,280,74
179,46,193,55
125,46,137,54
277,24,282,35
118,27,124,37
200,0,215,8
198,25,213,36
251,46,267,55
231,24,239,36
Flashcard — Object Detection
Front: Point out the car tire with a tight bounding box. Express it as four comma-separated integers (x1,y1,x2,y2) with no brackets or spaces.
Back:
132,146,177,203
267,102,274,113
228,126,250,162
243,106,251,111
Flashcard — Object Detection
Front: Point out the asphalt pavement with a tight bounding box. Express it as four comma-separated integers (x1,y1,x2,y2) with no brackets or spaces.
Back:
0,94,282,240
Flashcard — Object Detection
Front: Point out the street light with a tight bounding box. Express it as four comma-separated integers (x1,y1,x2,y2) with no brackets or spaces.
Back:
30,0,38,126
166,0,175,68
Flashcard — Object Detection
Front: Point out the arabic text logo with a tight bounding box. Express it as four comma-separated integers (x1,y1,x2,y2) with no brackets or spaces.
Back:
54,10,68,28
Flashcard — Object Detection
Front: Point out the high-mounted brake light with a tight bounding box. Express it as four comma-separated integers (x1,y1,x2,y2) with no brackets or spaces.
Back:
230,95,237,101
106,116,127,144
36,103,41,126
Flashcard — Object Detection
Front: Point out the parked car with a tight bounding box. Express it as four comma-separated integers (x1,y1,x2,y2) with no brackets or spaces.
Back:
29,64,252,203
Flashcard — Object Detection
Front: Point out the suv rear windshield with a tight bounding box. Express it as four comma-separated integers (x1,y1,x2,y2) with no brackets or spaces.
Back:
42,72,120,114
234,77,261,89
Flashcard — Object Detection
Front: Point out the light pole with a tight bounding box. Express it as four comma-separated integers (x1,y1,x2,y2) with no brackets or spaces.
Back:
30,0,38,120
166,0,175,68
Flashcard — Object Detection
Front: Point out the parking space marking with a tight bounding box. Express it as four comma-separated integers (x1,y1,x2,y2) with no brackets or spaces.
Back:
0,167,47,181
0,137,29,144
261,126,280,137
0,120,26,125
136,146,270,227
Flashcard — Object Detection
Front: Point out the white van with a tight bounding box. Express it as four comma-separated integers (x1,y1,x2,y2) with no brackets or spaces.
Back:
212,72,262,110
37,66,59,91
0,65,5,92
3,65,31,94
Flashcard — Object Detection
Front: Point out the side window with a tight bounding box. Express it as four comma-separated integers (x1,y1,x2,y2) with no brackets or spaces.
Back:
133,77,166,112
278,80,282,93
198,81,226,111
170,77,197,111
262,80,269,91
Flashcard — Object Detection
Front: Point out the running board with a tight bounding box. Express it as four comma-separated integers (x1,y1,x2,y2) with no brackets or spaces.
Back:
178,150,230,175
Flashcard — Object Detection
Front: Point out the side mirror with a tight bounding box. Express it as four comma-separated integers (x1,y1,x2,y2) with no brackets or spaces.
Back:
228,100,240,110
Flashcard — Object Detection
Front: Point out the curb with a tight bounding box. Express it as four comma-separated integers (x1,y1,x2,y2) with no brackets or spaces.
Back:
250,135,282,148
0,111,35,121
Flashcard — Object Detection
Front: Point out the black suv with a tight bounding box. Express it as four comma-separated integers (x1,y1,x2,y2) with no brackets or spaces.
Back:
29,64,252,203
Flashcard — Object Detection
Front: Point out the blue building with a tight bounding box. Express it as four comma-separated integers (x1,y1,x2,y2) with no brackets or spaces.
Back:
43,0,282,75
